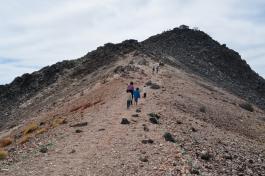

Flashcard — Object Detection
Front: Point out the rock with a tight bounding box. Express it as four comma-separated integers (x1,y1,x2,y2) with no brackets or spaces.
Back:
191,127,197,132
121,118,130,124
149,117,159,124
239,103,254,112
144,126,149,132
8,148,16,153
132,114,139,117
200,150,212,161
70,149,76,154
248,159,254,164
148,113,160,119
39,147,48,153
150,83,160,89
199,106,206,113
136,109,141,113
223,154,232,160
139,156,148,162
141,139,154,144
190,168,200,175
75,129,83,133
176,121,182,124
98,128,105,131
70,122,88,127
163,132,176,143
145,81,152,86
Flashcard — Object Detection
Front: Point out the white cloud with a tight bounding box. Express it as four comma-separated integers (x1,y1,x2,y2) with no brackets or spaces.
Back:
0,0,264,84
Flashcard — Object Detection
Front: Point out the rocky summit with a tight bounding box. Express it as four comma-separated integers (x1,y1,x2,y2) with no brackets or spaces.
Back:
0,26,264,176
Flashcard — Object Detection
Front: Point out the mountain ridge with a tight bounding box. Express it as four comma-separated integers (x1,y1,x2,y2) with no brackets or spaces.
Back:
1,26,264,127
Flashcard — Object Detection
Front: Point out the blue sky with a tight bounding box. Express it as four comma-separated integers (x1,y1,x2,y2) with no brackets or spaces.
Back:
0,0,264,84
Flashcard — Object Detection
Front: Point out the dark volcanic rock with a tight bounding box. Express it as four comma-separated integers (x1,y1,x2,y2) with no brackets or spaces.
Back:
163,132,176,143
121,118,130,125
149,117,159,124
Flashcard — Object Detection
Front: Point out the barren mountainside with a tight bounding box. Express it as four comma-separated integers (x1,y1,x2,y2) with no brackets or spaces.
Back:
0,27,264,176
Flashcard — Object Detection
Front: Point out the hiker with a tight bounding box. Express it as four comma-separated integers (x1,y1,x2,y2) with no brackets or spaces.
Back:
127,82,134,98
143,85,147,98
126,90,133,109
152,66,155,74
133,87,141,105
155,63,159,73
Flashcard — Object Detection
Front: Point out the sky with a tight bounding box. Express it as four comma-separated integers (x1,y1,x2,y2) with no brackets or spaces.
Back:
0,0,264,84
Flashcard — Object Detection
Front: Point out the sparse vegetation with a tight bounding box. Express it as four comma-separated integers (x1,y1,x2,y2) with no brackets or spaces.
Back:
52,117,67,128
239,102,254,112
0,150,8,160
0,137,12,147
36,128,47,135
23,122,38,135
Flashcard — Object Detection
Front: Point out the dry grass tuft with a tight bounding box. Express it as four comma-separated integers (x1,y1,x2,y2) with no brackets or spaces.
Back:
36,128,47,135
0,137,12,148
52,117,67,128
23,122,38,135
0,149,8,160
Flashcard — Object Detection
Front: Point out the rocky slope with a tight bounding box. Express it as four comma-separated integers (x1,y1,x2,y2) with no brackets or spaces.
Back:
142,27,265,110
0,26,264,175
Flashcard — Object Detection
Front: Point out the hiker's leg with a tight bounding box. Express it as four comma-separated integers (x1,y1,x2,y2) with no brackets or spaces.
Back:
131,91,134,99
143,93,146,98
127,100,130,109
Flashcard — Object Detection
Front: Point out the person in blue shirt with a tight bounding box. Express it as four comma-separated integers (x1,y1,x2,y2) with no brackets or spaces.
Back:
133,87,141,105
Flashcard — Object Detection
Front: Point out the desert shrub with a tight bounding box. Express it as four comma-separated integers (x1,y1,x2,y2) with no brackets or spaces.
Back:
0,150,8,160
23,122,38,135
239,103,254,112
0,137,12,148
52,117,67,128
36,128,47,135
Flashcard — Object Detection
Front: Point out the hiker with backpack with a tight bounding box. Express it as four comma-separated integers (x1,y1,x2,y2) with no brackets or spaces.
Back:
127,82,134,98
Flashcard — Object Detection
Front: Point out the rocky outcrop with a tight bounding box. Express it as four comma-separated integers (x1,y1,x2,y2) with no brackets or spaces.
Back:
142,26,265,110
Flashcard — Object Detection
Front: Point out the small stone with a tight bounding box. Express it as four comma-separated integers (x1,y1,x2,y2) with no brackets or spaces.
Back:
132,114,139,117
98,128,105,131
176,121,182,124
190,168,200,175
141,139,154,144
248,159,254,164
39,147,48,153
163,132,176,143
70,149,76,154
149,117,159,124
136,109,141,113
144,126,149,132
121,118,130,124
200,151,212,161
191,127,197,132
70,122,88,127
139,156,148,162
75,129,83,133
223,154,232,160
